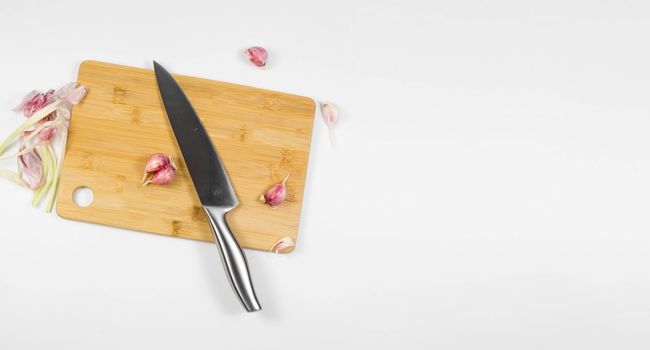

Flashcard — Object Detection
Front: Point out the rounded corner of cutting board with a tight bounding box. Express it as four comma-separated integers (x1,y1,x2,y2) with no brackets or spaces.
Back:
54,203,67,218
54,196,75,221
293,96,317,121
78,60,101,74
304,98,317,113
281,245,297,254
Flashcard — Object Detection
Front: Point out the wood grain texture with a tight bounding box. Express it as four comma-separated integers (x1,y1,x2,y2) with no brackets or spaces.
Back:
57,61,315,253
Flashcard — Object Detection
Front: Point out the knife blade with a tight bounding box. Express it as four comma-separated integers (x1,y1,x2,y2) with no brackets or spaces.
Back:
153,61,261,312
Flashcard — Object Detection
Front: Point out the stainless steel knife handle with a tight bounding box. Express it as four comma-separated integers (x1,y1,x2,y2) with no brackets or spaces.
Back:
203,206,262,312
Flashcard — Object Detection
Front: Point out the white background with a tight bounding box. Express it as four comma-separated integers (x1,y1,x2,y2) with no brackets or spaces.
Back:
1,0,649,349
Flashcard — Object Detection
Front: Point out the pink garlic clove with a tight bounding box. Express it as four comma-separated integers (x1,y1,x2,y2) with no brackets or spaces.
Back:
18,150,43,190
270,236,295,253
144,153,171,173
260,183,286,206
142,153,177,186
245,46,268,68
144,165,176,186
260,172,290,207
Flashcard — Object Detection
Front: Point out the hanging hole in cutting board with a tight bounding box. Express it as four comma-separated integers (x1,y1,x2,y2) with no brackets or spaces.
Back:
73,186,94,208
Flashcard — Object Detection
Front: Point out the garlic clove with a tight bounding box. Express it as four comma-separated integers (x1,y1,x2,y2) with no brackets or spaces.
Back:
144,165,176,186
142,153,177,186
245,46,268,68
260,182,286,207
270,236,295,253
144,153,171,173
260,172,290,207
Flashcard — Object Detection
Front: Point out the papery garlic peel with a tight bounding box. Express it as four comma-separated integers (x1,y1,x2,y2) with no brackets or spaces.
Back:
270,236,295,253
320,102,339,148
0,83,88,212
245,46,268,68
14,90,55,118
260,172,291,207
17,149,43,190
143,154,177,186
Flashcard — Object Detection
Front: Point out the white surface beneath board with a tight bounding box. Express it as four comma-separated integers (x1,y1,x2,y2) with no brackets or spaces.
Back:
1,1,650,349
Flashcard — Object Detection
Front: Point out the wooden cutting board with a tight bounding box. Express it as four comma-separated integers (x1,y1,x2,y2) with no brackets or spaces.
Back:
56,61,315,253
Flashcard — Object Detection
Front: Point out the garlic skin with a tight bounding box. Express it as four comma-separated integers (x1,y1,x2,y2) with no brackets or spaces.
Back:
55,82,88,107
37,126,56,142
18,150,43,190
0,82,88,213
270,236,295,253
245,46,268,68
0,167,27,187
260,172,290,207
14,90,55,118
320,102,339,147
321,102,339,127
142,153,177,186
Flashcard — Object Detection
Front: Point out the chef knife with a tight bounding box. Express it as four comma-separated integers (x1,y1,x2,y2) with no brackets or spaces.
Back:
153,61,262,312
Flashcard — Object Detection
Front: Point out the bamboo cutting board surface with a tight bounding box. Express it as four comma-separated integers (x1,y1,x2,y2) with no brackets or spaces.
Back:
56,61,315,253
